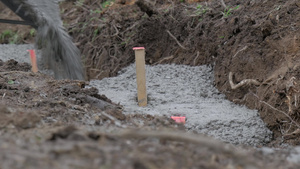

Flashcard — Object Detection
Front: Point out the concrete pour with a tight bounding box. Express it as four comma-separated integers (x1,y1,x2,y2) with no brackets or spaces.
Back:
1,0,84,79
0,44,272,146
0,44,35,62
4,43,300,163
89,63,273,146
0,44,53,76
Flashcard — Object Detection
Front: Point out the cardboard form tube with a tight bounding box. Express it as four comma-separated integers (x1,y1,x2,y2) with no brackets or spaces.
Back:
133,47,147,107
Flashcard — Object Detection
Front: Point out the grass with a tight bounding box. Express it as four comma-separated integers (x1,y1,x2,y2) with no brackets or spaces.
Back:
92,28,101,42
188,4,210,22
0,30,21,44
0,28,36,44
75,0,85,7
195,4,208,16
223,5,240,17
90,9,102,14
101,0,115,9
89,0,115,14
30,29,36,36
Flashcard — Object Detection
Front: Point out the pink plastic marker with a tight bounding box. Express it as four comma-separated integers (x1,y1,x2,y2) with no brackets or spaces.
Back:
171,116,186,124
28,49,38,73
133,47,145,50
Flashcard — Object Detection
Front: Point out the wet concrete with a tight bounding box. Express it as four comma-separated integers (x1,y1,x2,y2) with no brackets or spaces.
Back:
90,64,273,146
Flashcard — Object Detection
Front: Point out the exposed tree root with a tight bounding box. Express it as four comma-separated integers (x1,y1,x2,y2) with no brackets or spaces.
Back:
285,77,299,115
232,46,248,58
229,72,261,90
154,55,174,65
250,92,300,129
193,51,200,66
166,30,187,50
283,128,300,140
231,74,300,131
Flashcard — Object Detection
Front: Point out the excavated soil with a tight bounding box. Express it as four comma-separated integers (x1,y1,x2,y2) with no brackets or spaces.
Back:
1,0,300,168
0,58,296,169
213,0,300,145
59,0,300,145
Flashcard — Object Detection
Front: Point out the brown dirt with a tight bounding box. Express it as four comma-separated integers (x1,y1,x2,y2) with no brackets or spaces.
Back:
0,59,295,168
211,0,300,145
59,0,300,145
1,0,300,168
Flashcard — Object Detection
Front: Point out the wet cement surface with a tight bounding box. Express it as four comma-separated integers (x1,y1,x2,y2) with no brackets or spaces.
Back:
90,64,273,146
